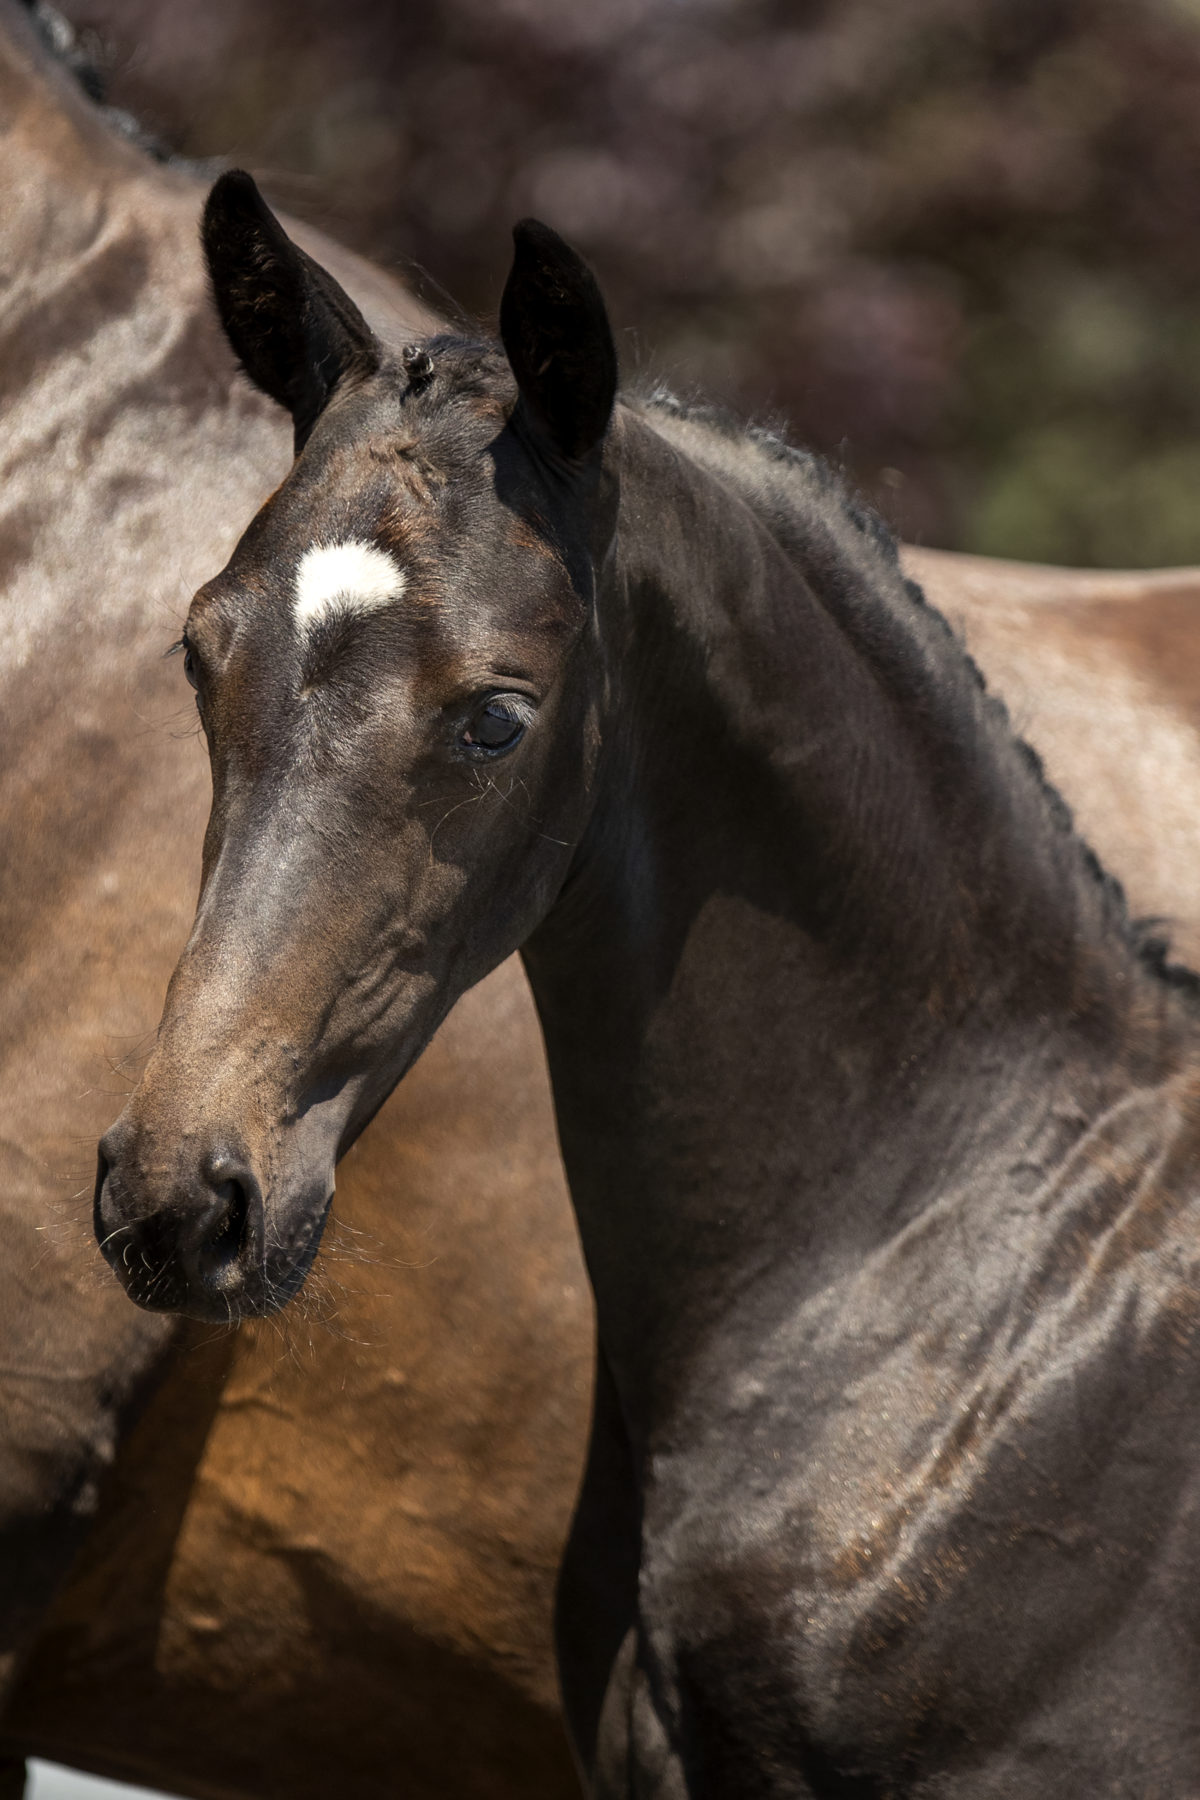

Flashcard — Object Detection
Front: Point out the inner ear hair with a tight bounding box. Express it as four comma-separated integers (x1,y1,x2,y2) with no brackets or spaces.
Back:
499,218,618,466
202,170,381,453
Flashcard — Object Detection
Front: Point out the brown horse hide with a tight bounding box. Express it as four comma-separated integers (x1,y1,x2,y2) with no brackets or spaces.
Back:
5,6,1200,1799
0,6,587,1797
908,547,1200,977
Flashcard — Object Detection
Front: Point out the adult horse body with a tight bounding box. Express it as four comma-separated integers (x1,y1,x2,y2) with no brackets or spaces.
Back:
97,178,1200,1795
0,9,587,1795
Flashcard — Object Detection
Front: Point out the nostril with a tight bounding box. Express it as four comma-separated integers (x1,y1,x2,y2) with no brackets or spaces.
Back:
93,1138,123,1260
207,1177,248,1269
196,1151,260,1287
94,1143,110,1213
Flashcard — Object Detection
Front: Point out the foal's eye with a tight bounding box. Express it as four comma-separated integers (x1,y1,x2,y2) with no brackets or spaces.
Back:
460,694,534,757
179,637,199,688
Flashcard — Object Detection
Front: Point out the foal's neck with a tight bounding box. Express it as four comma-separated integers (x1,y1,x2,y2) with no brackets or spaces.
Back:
523,405,1185,1429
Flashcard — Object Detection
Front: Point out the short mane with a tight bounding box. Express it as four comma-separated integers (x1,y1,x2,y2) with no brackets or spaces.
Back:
633,383,1200,1000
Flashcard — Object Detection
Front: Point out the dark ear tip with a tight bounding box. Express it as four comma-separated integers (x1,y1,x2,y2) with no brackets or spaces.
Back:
211,168,260,198
510,217,580,269
512,216,556,245
203,169,268,232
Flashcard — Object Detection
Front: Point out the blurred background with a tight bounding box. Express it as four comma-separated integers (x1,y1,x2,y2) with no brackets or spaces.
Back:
17,7,1200,1797
48,0,1200,568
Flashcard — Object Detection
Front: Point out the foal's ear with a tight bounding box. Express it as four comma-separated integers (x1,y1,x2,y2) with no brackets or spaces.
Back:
202,170,381,454
499,220,617,466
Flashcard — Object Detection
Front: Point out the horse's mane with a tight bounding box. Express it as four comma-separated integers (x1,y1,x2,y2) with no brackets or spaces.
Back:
636,384,1200,1001
20,0,180,164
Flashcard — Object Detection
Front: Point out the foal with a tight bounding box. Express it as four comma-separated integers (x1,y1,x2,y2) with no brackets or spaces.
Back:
99,172,1200,1796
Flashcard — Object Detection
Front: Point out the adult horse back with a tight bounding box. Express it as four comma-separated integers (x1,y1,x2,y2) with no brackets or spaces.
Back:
910,546,1200,976
0,8,587,1796
97,179,1200,1795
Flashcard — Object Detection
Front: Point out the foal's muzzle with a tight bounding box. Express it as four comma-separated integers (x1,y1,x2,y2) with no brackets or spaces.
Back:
95,1121,275,1320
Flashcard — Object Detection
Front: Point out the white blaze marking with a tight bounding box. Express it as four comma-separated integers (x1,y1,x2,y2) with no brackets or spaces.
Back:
293,539,405,629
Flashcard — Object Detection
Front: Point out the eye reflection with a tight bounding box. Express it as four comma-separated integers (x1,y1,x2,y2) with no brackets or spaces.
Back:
460,694,534,757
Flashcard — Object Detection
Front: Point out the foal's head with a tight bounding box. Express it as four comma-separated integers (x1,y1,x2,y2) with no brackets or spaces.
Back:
95,173,617,1319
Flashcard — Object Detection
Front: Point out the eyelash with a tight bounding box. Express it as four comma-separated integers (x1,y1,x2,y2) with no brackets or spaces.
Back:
459,693,535,757
168,634,203,707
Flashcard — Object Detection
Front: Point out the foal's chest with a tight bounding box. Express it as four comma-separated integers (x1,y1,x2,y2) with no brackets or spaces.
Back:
633,1267,1200,1791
